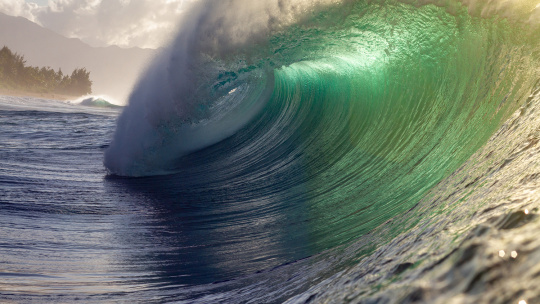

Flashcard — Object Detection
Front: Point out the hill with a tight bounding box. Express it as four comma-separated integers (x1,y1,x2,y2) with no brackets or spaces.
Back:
0,12,158,103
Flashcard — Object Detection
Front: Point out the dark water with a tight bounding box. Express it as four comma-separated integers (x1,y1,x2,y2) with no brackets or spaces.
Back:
0,97,334,302
2,0,540,303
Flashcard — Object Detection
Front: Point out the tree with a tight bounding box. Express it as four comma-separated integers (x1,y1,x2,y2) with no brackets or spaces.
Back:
0,46,93,96
68,68,92,95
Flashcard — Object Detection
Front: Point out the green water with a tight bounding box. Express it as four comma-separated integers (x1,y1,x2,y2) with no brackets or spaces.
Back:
106,0,540,257
258,0,540,251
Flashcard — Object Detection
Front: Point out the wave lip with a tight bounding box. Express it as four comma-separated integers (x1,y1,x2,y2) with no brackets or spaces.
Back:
103,67,274,176
103,0,349,177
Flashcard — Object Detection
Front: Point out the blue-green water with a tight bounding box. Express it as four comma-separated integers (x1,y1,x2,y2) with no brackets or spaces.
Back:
2,0,540,303
106,0,539,253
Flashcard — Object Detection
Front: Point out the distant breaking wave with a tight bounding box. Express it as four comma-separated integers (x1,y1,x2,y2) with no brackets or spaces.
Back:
79,96,122,108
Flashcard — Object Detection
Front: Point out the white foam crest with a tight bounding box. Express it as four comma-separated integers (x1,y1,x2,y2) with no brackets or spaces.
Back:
74,95,123,106
177,0,342,54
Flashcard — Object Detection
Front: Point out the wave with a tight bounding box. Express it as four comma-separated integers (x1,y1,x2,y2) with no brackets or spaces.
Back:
79,96,122,108
104,0,540,268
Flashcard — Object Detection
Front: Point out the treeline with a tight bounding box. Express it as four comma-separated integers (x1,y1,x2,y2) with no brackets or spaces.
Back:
0,46,92,96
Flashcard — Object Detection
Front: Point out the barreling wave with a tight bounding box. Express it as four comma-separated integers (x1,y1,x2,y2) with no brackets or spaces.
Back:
104,0,540,251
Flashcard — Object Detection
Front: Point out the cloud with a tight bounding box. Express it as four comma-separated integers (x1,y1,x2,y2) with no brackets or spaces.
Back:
0,0,189,49
0,0,40,21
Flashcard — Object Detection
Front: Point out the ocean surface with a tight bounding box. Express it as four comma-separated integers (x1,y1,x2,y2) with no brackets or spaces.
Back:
2,0,540,303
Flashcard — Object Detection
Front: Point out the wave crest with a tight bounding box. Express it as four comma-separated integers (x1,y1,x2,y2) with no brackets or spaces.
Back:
104,0,539,179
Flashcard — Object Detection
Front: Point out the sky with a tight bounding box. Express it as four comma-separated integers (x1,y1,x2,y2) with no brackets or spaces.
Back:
0,0,190,49
26,0,48,5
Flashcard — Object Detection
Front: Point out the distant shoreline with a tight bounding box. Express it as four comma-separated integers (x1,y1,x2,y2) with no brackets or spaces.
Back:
0,89,80,101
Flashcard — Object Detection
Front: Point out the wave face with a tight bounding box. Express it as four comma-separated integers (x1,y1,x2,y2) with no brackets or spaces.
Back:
104,0,540,284
79,96,122,108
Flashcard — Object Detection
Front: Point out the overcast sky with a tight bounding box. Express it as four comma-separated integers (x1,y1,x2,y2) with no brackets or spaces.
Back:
0,0,189,49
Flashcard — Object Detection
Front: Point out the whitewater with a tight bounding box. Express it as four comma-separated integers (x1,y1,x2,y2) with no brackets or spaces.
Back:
2,0,540,303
